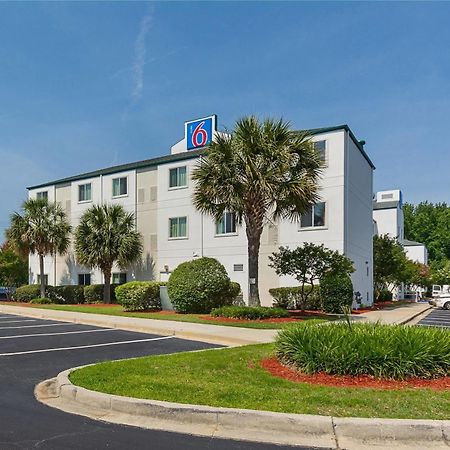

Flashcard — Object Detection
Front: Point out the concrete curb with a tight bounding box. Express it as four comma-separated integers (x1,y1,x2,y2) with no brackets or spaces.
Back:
0,304,277,347
398,305,432,325
35,366,450,449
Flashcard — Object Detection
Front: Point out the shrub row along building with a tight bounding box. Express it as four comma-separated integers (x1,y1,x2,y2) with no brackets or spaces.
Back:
27,116,375,307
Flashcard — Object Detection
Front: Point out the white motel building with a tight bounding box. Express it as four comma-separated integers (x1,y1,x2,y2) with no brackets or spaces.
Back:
27,117,375,307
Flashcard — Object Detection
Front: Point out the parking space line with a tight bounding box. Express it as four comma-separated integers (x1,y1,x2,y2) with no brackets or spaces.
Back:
0,335,175,356
0,323,78,330
0,319,37,324
0,328,116,340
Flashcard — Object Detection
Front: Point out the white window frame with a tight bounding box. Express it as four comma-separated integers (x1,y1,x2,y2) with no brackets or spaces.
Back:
168,216,188,240
112,272,127,285
313,140,328,166
168,166,188,190
112,176,128,198
37,274,49,285
215,212,238,237
78,273,91,286
299,201,327,231
36,191,48,201
78,183,92,203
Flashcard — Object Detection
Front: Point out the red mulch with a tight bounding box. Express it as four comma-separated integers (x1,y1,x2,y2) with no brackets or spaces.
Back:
200,316,302,323
261,358,450,391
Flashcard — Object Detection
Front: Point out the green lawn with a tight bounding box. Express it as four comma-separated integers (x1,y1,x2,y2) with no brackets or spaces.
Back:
70,343,450,420
2,303,331,329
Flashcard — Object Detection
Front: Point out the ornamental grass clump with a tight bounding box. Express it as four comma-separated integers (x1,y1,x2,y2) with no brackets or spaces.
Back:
276,322,450,380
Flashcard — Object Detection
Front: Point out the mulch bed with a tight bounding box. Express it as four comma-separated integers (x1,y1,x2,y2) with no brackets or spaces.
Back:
261,357,450,391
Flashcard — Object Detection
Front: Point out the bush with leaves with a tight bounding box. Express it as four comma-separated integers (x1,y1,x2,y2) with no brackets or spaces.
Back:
211,305,289,320
13,285,48,302
84,284,119,303
376,289,393,302
269,286,321,310
167,257,231,313
30,297,53,305
48,285,85,304
320,273,353,314
269,243,354,309
115,281,162,311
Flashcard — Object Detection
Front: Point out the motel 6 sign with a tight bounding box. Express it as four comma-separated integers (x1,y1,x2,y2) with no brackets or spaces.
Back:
185,115,217,150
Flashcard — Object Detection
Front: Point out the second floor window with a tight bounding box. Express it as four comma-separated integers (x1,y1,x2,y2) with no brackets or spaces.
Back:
216,212,237,235
169,166,187,188
36,191,48,201
112,177,127,197
169,217,187,239
78,183,92,202
300,202,326,228
313,140,326,163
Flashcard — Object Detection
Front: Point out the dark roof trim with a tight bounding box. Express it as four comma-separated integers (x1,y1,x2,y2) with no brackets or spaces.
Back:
403,239,425,247
307,125,375,170
27,149,203,190
373,200,400,211
28,124,375,191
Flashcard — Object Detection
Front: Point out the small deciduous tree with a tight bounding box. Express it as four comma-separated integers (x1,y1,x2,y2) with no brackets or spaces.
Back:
269,243,354,309
75,204,143,303
0,248,28,299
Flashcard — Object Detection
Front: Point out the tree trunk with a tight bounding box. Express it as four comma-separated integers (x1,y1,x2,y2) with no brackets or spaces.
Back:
246,225,263,307
103,267,112,304
39,254,45,298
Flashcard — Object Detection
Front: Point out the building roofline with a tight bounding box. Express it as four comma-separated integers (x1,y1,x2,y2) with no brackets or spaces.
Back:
373,200,400,211
403,239,426,247
28,124,375,191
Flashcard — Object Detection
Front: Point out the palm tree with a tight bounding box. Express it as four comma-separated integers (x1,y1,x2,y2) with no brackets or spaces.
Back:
75,204,143,303
8,199,71,298
192,116,322,306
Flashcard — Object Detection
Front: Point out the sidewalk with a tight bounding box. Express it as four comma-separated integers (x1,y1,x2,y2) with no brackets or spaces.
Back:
355,302,431,325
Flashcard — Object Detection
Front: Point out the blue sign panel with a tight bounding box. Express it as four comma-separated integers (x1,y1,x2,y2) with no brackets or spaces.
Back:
185,115,217,150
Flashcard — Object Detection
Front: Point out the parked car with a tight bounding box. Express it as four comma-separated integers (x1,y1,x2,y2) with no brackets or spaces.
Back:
0,287,16,300
430,291,450,310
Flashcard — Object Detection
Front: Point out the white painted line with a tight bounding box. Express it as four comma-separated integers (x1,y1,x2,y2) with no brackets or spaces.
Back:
0,323,77,330
0,328,116,340
0,335,174,356
0,319,37,324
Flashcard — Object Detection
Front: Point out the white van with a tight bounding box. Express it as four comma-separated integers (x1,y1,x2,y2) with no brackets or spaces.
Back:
430,285,450,310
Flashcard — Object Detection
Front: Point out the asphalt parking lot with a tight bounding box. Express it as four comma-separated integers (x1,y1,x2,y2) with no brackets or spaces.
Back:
417,308,450,328
0,313,321,450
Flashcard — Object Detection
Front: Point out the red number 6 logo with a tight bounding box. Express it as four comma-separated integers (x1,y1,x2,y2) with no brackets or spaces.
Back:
192,121,208,147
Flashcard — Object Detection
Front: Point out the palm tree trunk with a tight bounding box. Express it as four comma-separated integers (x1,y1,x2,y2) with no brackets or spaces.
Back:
39,254,45,298
246,226,263,307
103,267,112,304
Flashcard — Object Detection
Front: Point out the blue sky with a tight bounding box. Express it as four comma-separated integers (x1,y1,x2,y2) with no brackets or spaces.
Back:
1,1,449,237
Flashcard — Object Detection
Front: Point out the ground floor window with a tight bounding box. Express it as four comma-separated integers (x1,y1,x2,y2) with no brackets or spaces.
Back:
78,273,91,285
37,274,48,285
216,212,237,235
112,272,127,284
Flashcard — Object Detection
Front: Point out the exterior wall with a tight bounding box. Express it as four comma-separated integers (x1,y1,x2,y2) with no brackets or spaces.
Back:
404,245,428,265
344,133,374,306
373,207,403,240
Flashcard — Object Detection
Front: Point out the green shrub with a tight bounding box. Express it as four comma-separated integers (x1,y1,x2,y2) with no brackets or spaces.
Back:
84,284,119,303
269,286,321,310
48,285,85,304
30,297,53,304
115,281,161,311
276,322,450,380
376,289,393,302
320,273,353,313
13,285,48,302
227,281,242,304
211,306,289,320
167,257,232,314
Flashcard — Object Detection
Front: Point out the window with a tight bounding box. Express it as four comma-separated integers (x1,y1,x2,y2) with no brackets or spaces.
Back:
216,212,237,235
313,140,326,162
112,177,128,197
169,166,187,188
112,273,127,284
36,191,48,201
78,273,91,285
169,217,187,239
300,202,326,228
37,274,48,285
78,183,92,202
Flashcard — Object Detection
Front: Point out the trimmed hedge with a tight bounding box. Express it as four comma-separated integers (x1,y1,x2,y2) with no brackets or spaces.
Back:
48,285,85,304
30,297,53,304
13,285,44,302
167,258,232,314
211,306,290,320
228,281,242,304
269,286,321,310
115,281,162,312
276,322,450,380
320,273,353,314
84,284,119,303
